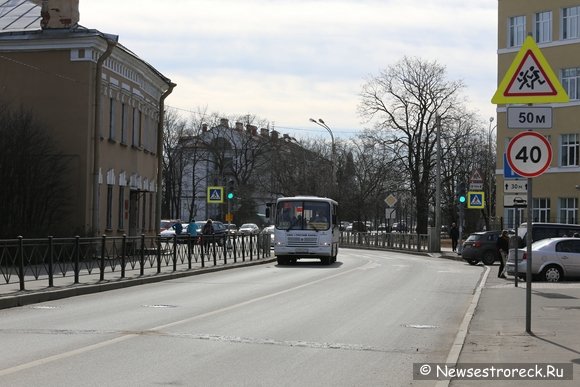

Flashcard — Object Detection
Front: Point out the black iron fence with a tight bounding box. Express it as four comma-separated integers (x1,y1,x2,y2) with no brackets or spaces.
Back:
340,231,429,252
0,233,272,293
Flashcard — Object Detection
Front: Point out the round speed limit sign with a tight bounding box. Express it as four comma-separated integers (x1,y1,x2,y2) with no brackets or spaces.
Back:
506,131,552,178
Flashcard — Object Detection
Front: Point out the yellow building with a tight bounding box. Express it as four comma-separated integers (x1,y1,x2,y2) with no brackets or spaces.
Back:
0,1,175,236
497,0,580,228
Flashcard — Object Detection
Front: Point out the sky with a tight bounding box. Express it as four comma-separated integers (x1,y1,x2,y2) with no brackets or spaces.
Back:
79,0,498,140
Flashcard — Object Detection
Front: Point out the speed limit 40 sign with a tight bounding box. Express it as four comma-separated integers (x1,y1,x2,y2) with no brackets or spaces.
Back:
506,131,552,178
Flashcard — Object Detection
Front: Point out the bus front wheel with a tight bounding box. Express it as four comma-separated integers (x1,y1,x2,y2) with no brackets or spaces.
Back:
277,256,290,265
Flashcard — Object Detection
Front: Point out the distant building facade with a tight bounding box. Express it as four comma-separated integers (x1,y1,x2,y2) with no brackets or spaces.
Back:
0,1,174,236
497,0,580,228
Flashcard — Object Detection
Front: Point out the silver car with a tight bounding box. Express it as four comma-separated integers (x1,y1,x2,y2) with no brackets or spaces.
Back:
506,237,580,282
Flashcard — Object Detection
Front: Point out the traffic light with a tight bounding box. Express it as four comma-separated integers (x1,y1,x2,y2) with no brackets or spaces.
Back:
226,179,235,200
457,182,466,204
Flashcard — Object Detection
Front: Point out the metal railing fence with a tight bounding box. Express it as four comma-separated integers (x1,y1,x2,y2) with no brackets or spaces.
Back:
340,231,429,253
0,233,272,293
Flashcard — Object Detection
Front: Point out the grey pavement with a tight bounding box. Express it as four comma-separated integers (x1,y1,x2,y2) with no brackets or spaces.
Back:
3,245,579,385
446,248,580,386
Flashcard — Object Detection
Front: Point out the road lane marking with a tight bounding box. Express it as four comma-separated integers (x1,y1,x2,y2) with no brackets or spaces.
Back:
0,334,138,376
0,262,369,376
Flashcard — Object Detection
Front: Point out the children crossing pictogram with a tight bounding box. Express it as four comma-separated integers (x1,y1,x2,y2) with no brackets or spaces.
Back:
492,36,569,104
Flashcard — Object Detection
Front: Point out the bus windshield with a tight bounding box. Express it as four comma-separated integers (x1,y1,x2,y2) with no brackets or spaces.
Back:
276,200,330,231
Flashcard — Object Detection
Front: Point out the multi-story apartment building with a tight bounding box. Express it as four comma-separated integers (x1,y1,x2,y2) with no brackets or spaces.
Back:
497,0,580,228
0,1,174,236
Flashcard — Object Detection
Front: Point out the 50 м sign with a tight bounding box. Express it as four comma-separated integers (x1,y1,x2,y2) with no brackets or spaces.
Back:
507,107,552,129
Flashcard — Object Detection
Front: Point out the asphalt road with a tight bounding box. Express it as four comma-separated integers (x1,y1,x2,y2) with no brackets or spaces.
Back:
0,248,484,386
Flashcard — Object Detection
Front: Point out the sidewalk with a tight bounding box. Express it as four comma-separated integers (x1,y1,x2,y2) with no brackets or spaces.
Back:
450,263,580,385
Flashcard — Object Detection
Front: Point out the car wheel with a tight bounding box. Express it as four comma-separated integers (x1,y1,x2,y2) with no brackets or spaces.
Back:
277,256,289,265
321,257,331,265
541,265,563,282
466,259,479,266
481,251,496,266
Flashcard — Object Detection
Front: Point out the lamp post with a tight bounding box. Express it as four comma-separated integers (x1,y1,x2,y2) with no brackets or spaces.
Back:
309,118,336,189
488,117,497,229
434,115,442,252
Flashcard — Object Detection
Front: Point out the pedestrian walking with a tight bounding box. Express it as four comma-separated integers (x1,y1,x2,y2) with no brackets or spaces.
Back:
497,230,510,279
449,222,459,252
187,220,198,253
202,219,214,253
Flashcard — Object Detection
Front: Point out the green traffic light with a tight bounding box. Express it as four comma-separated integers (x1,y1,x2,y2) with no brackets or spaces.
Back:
459,196,466,203
227,192,234,200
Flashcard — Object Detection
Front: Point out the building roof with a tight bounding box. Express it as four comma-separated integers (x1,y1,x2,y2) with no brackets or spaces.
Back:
0,1,173,87
0,0,41,31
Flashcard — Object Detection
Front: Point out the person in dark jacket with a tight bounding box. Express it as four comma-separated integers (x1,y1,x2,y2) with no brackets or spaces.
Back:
496,230,510,279
202,219,214,253
449,223,459,252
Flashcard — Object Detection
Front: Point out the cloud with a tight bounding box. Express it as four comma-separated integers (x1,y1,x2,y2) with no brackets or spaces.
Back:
79,0,498,136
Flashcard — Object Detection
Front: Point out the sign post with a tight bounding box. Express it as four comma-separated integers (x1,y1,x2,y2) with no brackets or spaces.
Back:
492,35,568,334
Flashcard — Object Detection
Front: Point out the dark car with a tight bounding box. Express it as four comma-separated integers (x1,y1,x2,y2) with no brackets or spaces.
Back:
461,230,502,265
194,220,228,245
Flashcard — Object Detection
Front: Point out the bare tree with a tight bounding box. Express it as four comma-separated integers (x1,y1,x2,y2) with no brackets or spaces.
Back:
162,109,188,219
0,102,71,237
358,56,466,234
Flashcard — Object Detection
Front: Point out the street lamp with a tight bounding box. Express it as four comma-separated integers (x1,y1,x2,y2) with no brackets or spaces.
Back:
488,117,497,229
309,118,336,189
434,115,442,252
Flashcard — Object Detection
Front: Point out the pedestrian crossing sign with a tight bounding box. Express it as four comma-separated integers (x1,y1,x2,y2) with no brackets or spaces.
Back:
207,186,224,203
467,192,485,209
492,36,568,104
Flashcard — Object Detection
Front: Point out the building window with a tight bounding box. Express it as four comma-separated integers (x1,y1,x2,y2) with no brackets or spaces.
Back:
508,15,525,47
561,134,580,167
106,185,113,230
533,198,551,222
132,108,140,147
506,208,525,229
121,102,128,144
108,97,116,140
563,6,580,40
559,197,578,224
562,67,580,100
142,193,147,230
118,186,125,230
535,11,552,43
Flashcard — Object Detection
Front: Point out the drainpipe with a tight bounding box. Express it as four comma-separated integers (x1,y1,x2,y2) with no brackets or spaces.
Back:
91,38,117,236
155,83,176,234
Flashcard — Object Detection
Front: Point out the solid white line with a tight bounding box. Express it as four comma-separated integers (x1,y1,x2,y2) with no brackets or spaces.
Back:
435,265,490,387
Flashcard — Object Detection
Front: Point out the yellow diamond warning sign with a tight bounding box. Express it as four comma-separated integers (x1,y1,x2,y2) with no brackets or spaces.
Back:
492,36,569,104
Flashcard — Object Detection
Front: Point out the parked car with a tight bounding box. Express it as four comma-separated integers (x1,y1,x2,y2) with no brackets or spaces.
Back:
506,237,580,282
193,220,227,245
508,222,580,265
391,222,408,232
262,225,275,247
350,221,368,232
160,223,189,241
239,223,260,235
339,221,351,231
225,224,238,235
461,231,501,265
160,219,182,232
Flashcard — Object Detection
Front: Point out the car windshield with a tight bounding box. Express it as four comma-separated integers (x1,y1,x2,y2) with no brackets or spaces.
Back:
241,224,254,228
466,234,483,242
275,200,330,231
